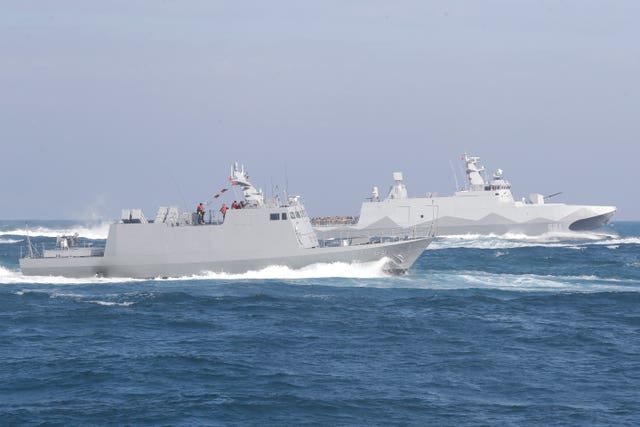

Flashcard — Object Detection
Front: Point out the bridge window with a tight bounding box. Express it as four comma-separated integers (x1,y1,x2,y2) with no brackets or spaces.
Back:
282,212,287,220
270,213,280,221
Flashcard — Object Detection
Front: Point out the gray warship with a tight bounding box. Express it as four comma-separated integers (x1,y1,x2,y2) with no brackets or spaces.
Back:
314,153,616,239
20,163,431,278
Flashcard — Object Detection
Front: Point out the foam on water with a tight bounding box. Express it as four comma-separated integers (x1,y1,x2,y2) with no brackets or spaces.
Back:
0,222,111,240
178,258,392,281
430,230,627,250
3,262,638,293
12,289,137,307
0,238,23,244
0,258,390,285
587,236,640,246
403,270,640,293
0,266,143,285
86,300,135,306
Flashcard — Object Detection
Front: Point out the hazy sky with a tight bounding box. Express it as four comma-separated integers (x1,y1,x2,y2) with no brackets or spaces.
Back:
2,1,639,220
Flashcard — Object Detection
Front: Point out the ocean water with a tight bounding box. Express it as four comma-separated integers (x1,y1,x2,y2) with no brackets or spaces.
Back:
1,220,639,426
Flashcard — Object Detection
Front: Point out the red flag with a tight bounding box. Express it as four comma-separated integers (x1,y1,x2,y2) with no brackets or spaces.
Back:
213,188,229,199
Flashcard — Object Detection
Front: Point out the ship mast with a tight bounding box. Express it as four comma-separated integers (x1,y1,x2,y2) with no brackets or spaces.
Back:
25,223,34,258
229,162,264,206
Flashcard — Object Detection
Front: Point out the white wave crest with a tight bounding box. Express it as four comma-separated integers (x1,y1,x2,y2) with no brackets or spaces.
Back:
406,270,640,293
175,258,392,281
587,237,640,246
0,258,390,285
429,230,631,250
0,238,23,244
50,292,85,299
12,289,136,307
0,222,111,240
87,300,135,306
0,266,142,285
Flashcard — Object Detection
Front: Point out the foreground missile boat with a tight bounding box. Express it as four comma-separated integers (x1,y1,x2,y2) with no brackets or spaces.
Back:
314,154,616,239
20,163,431,278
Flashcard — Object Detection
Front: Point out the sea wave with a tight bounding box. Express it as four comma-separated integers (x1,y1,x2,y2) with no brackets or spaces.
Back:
4,264,639,294
0,258,390,285
86,300,135,307
0,238,23,244
0,222,111,240
400,270,640,293
587,237,640,246
0,266,142,285
176,258,391,280
429,230,633,250
12,289,136,307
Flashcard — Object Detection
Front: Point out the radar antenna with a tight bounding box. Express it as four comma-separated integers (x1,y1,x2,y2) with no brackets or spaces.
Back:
230,162,264,206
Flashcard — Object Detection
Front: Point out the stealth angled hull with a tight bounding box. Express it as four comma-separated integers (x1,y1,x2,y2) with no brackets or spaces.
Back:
314,154,616,239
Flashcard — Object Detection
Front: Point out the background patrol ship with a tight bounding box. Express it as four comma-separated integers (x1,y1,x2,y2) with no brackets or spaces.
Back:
313,154,616,239
20,163,431,278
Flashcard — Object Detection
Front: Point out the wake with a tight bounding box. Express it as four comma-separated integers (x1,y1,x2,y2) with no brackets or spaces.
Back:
0,222,111,240
0,258,391,285
180,258,391,281
0,266,143,285
429,230,631,250
398,270,640,293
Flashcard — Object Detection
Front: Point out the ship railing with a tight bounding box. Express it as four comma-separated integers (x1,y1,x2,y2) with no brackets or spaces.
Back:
22,228,41,259
316,222,437,247
311,216,360,226
20,241,44,259
20,246,31,259
21,238,106,259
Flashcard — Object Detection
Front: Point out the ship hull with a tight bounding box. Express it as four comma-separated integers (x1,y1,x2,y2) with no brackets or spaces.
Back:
20,223,431,278
315,194,616,239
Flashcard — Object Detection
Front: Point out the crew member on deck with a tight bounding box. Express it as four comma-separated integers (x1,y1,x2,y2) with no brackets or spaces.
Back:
220,203,228,221
197,203,205,224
